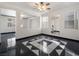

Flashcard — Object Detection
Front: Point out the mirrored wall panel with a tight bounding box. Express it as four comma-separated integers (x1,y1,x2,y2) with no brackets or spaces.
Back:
64,10,78,29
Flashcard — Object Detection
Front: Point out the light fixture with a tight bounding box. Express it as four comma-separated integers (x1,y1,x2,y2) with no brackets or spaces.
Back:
34,2,50,11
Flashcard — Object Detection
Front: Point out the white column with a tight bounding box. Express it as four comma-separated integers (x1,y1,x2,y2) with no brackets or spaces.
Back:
40,15,43,33
16,11,22,39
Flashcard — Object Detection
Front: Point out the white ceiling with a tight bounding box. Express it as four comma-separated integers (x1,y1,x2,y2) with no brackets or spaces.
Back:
0,2,79,16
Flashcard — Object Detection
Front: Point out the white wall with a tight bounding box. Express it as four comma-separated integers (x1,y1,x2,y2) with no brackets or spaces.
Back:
0,16,15,33
16,12,41,39
42,6,79,41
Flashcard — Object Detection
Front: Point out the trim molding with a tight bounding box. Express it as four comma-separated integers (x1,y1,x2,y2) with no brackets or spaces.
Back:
1,32,15,34
16,33,43,41
42,33,79,42
16,33,79,42
0,43,1,45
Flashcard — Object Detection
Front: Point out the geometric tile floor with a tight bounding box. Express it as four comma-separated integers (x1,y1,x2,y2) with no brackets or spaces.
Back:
21,35,79,56
22,37,67,56
0,34,79,56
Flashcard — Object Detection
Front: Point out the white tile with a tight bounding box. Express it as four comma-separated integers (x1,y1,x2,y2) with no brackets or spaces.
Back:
22,41,28,45
26,46,32,49
32,50,39,55
59,45,65,49
56,49,63,55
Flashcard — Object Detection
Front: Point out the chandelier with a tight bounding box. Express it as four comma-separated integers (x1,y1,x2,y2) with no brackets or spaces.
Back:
34,2,50,11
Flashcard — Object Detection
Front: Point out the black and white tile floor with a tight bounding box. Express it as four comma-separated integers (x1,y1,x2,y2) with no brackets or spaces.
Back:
16,35,79,56
0,34,79,56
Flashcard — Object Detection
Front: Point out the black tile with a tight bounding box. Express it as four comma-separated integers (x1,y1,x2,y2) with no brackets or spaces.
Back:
55,46,63,50
49,50,58,56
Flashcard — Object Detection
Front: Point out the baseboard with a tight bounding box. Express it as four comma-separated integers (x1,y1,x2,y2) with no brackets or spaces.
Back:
16,33,43,41
0,43,1,45
1,32,15,34
42,33,79,42
16,33,79,42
